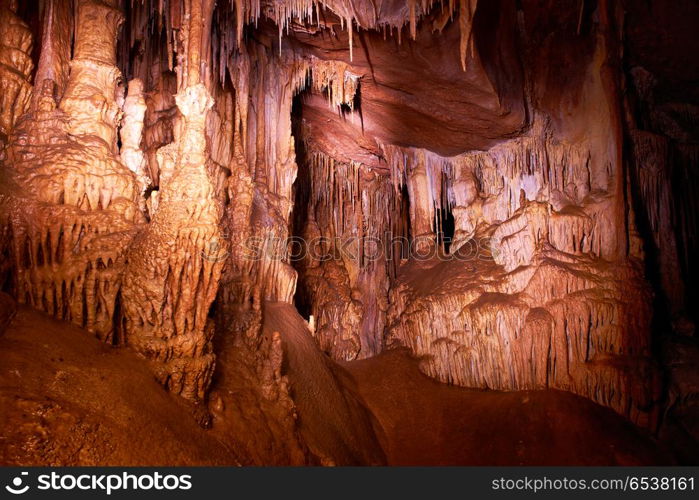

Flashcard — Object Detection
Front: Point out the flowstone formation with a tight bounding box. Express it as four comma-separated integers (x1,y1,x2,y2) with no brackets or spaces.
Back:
384,136,658,425
0,0,697,465
120,82,223,402
0,0,32,142
121,1,224,403
2,0,140,343
285,0,666,427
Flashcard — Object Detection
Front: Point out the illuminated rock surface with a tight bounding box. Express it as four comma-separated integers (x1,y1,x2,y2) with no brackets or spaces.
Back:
0,0,697,465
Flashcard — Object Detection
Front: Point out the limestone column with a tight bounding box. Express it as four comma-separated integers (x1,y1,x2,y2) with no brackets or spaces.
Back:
0,0,32,139
407,153,437,257
31,0,73,109
121,0,225,406
59,0,124,150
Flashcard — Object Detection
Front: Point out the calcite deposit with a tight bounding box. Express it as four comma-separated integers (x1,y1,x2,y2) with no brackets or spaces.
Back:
0,0,697,465
0,0,32,141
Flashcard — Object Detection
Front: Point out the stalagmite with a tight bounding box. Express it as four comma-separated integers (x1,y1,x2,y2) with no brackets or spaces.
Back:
121,0,224,404
120,78,150,210
2,0,140,342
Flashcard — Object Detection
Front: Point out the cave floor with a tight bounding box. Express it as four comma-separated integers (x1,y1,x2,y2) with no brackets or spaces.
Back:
342,350,673,465
0,306,236,466
0,305,674,466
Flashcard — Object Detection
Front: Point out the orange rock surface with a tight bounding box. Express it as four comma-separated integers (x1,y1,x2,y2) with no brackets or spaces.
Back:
0,0,697,465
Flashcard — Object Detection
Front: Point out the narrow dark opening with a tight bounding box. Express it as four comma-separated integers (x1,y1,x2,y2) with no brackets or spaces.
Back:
437,206,455,254
111,291,122,346
290,91,312,321
399,182,412,258
388,182,412,278
208,298,218,319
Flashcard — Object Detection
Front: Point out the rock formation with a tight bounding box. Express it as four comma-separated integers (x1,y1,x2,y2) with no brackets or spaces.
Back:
121,0,224,405
0,0,32,143
2,0,140,343
0,0,697,465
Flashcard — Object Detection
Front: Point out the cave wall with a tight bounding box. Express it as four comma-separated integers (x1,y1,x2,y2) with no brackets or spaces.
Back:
287,0,667,427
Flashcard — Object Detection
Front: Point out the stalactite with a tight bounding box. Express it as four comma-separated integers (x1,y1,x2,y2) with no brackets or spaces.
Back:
409,0,417,39
381,144,455,254
310,60,360,110
347,16,353,62
458,0,477,71
123,0,468,96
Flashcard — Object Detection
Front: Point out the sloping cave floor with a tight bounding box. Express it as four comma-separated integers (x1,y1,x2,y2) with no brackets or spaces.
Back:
0,303,678,466
343,350,670,465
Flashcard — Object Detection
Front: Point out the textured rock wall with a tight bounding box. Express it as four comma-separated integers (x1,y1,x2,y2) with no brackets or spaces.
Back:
0,0,690,436
286,1,662,426
0,0,33,141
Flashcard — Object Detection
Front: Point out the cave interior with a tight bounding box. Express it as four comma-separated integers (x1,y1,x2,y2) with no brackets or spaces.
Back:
0,0,698,466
